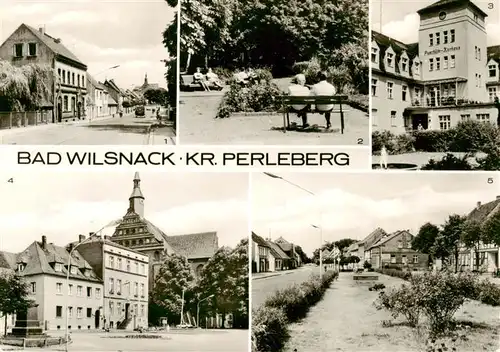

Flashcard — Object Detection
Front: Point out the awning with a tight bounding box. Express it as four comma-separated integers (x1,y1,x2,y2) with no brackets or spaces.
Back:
421,77,467,85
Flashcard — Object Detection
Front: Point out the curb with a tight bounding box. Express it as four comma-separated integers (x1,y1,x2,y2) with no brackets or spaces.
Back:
252,271,295,280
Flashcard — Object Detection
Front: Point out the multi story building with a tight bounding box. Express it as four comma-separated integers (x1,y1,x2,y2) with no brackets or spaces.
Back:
251,232,271,273
108,172,218,289
0,236,103,331
76,235,149,330
0,24,88,122
372,0,498,133
103,79,125,113
86,73,109,119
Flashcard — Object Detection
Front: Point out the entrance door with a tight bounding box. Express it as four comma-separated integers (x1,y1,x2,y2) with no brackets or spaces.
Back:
95,309,100,329
57,103,62,123
125,303,130,320
412,114,428,130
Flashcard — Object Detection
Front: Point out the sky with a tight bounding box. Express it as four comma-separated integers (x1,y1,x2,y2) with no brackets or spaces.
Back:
371,0,500,45
0,171,249,253
0,0,175,89
252,172,500,257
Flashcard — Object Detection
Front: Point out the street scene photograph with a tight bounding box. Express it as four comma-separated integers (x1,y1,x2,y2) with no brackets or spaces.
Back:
251,172,500,352
178,0,369,145
0,171,249,351
0,0,177,145
371,0,500,170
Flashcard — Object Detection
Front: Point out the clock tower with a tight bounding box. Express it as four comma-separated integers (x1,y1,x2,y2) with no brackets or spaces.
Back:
129,171,145,217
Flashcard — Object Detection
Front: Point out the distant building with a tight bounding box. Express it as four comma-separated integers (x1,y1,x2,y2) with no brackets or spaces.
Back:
372,0,498,132
76,234,149,331
358,227,388,263
0,236,103,331
134,73,160,95
251,232,271,273
266,240,290,271
103,79,125,112
108,172,218,289
274,237,301,268
0,24,88,122
86,73,109,119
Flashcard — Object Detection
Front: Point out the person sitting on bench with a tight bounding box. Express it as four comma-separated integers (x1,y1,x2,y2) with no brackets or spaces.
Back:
311,71,336,129
287,74,311,128
206,68,223,89
193,67,210,91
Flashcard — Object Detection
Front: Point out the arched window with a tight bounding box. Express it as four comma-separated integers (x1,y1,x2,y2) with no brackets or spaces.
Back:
154,251,161,261
63,96,68,111
195,264,204,277
62,70,66,84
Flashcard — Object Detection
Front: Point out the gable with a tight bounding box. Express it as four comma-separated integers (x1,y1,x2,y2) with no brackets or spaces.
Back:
0,24,55,64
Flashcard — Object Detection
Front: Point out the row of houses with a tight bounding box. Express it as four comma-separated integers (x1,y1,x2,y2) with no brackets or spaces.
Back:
0,173,220,334
251,233,302,273
0,24,158,122
345,195,500,273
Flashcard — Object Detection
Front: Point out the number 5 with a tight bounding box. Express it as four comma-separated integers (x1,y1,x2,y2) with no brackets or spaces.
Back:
488,178,494,184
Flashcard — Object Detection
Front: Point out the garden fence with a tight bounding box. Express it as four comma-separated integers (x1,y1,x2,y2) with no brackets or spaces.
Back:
0,111,51,130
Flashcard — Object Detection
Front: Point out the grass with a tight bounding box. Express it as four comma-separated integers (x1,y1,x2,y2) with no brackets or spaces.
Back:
284,273,500,352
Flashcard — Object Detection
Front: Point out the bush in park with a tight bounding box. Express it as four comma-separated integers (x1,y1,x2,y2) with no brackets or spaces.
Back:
251,307,289,352
421,153,474,171
474,279,500,306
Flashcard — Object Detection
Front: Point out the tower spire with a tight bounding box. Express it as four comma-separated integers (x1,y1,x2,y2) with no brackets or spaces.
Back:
144,73,148,86
129,172,145,217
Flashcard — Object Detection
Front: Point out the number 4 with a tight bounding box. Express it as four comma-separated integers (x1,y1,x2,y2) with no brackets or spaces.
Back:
7,178,13,183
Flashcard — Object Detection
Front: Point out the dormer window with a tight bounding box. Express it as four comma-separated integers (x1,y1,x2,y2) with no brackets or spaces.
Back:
414,61,420,75
371,47,378,63
83,268,91,277
401,57,408,73
55,263,63,272
489,64,497,78
70,266,77,275
387,53,394,67
17,263,25,272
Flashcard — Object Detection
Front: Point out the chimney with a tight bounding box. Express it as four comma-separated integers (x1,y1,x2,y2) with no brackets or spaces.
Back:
38,27,44,35
89,232,95,237
477,201,482,208
68,243,73,252
79,234,85,243
41,235,47,249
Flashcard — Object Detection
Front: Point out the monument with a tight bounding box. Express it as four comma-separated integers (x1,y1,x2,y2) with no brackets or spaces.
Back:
10,305,45,337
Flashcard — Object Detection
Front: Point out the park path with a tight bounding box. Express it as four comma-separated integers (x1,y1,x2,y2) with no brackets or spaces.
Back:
284,272,500,352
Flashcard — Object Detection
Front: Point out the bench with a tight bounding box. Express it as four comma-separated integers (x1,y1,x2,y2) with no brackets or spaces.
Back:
180,74,223,92
280,95,348,133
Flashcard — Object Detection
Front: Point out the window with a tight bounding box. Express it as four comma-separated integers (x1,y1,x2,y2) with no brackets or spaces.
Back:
478,74,482,87
141,305,145,317
117,279,122,295
109,278,114,293
414,61,420,75
402,85,407,101
30,282,36,294
450,55,455,68
70,266,77,275
86,308,92,318
56,306,62,318
96,288,101,299
86,287,92,298
387,82,393,99
489,87,498,101
414,88,421,104
401,57,408,72
473,13,478,22
476,114,490,123
141,264,146,275
429,33,433,46
429,58,434,71
67,71,70,84
413,255,419,264
435,32,440,45
439,115,451,130
478,48,481,61
443,56,448,69
72,73,75,85
390,111,396,126
68,284,73,296
490,65,497,77
386,52,394,67
390,255,396,264
475,46,478,60
68,307,73,318
402,255,407,264
77,75,80,87
371,79,377,96
134,282,138,296
460,114,470,121
56,282,63,294
109,301,114,315
436,57,441,70
14,43,23,57
109,255,114,268
77,286,83,297
140,283,145,297
118,258,122,270
443,31,448,44
77,308,82,318
55,263,62,272
450,29,455,43
27,42,37,56
127,260,131,271
117,302,122,313
135,262,139,273
371,47,378,63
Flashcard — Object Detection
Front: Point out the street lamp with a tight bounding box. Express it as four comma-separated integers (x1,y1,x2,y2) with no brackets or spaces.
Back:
263,172,323,280
196,294,214,328
94,65,120,77
64,232,102,351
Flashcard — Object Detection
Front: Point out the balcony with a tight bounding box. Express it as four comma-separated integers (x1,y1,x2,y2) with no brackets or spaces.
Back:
410,97,492,108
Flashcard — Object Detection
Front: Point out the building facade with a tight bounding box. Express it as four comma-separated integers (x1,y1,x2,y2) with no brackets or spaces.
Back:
274,237,301,268
0,24,88,122
0,236,103,332
372,0,498,133
251,232,270,273
76,235,149,331
103,79,125,112
86,73,110,119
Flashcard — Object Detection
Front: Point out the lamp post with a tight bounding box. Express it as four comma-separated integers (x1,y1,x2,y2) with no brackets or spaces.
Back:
196,294,214,328
263,172,323,280
94,65,120,78
64,232,102,352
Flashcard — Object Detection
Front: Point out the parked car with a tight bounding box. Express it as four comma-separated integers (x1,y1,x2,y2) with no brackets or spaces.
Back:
135,105,145,117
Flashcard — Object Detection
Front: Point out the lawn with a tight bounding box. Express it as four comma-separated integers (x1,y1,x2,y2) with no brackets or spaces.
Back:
284,272,500,352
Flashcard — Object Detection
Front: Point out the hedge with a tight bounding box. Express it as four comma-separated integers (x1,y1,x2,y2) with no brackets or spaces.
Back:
252,271,338,352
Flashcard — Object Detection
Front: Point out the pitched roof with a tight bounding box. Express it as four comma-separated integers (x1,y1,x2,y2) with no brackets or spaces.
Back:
368,230,413,250
22,24,86,68
417,0,487,17
87,73,104,91
108,95,118,105
467,198,500,222
0,251,17,269
488,46,500,64
360,227,388,247
166,232,218,260
251,232,270,247
372,31,419,79
266,241,289,260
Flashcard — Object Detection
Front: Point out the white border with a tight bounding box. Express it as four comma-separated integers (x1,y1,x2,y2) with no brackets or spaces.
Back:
175,0,181,146
247,172,253,352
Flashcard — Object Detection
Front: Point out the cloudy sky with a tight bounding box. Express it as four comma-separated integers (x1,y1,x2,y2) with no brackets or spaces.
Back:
371,0,500,45
0,171,248,253
252,172,499,256
0,0,175,89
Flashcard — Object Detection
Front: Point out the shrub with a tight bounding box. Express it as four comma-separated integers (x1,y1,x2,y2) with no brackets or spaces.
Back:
450,120,500,152
412,130,455,152
474,279,500,306
292,61,310,74
212,67,233,81
374,283,423,327
363,261,372,269
372,130,414,155
421,153,473,170
376,268,412,280
302,57,322,85
252,307,289,352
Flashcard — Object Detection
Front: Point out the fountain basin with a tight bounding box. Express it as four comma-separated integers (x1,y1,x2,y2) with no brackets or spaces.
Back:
372,163,418,170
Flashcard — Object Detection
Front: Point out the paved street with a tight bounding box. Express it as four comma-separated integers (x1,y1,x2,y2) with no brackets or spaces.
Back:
252,265,319,309
179,92,369,145
0,112,175,145
0,329,248,351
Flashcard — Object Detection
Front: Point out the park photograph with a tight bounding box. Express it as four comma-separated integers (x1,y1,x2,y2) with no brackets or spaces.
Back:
178,0,369,146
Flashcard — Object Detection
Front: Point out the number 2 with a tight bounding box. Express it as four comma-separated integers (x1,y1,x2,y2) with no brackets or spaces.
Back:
357,138,364,145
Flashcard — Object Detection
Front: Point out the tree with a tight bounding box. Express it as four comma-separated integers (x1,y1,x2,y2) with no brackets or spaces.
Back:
163,0,178,113
483,210,500,246
0,61,53,111
437,214,467,273
412,222,440,257
0,272,33,336
144,88,168,105
461,220,484,271
196,239,248,329
294,245,309,264
150,253,195,325
333,238,357,252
